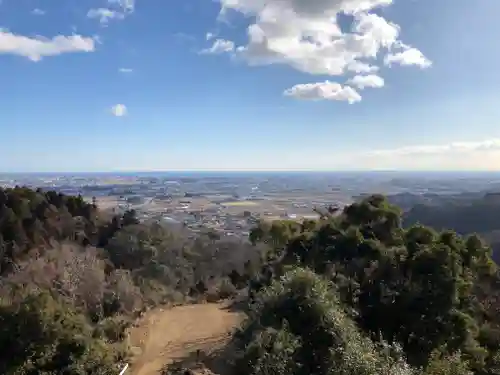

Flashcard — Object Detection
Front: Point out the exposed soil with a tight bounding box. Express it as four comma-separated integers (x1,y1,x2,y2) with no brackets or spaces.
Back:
127,302,245,375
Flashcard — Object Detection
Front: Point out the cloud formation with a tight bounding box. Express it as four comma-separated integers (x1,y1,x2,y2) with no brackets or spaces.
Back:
0,30,95,61
284,81,361,104
31,8,45,16
88,0,135,25
371,139,500,156
352,139,500,170
87,8,124,25
111,104,127,117
211,0,431,103
109,0,135,13
384,44,432,68
347,74,385,89
201,39,235,54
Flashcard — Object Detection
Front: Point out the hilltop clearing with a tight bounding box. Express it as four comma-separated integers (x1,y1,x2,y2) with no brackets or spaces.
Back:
128,302,245,375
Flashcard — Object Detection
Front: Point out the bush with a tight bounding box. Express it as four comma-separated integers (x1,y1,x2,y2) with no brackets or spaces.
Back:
237,324,301,375
0,291,123,375
96,315,130,343
423,351,472,375
236,267,415,375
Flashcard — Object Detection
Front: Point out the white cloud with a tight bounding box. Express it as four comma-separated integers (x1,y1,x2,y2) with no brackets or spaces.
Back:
347,61,379,74
284,81,361,104
371,139,500,156
88,0,135,25
384,44,432,68
111,104,127,117
347,74,384,89
0,30,95,61
87,8,124,25
213,0,430,103
119,67,133,73
108,0,135,13
352,139,500,170
201,39,235,54
32,8,45,16
206,32,215,40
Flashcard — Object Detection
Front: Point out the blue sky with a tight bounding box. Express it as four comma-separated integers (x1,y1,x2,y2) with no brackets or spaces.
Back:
0,0,499,172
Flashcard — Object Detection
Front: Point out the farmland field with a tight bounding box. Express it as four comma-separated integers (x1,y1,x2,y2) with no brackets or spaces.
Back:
220,201,259,207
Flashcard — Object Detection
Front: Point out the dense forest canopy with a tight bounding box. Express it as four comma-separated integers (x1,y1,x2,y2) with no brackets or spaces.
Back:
1,186,500,375
243,195,500,375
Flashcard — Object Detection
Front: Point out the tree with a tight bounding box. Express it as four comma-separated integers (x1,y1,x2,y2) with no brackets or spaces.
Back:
236,267,415,375
122,209,140,226
248,195,498,373
0,292,122,375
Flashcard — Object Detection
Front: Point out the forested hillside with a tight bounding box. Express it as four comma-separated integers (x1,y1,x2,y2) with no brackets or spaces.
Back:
403,193,500,259
2,187,500,375
241,195,500,375
0,187,262,374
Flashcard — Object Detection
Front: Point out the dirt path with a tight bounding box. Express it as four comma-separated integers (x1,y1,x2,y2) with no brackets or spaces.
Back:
127,303,245,375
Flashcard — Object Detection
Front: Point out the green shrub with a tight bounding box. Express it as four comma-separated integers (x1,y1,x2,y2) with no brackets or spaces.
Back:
0,292,122,375
236,267,415,375
424,351,472,375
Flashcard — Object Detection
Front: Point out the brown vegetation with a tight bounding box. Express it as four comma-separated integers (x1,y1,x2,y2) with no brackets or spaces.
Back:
0,187,262,374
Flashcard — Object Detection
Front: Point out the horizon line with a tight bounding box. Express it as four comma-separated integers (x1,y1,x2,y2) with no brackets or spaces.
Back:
1,169,500,175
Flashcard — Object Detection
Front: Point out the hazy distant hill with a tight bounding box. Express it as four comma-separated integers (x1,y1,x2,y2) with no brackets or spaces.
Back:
356,191,491,212
387,191,489,211
403,192,500,259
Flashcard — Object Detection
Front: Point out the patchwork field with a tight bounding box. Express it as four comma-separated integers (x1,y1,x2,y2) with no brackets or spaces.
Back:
220,201,259,207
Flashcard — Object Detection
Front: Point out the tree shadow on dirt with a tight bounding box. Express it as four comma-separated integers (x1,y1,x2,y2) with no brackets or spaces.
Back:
161,333,242,375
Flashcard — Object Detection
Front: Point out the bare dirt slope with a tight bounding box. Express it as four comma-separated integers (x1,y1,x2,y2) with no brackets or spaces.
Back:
128,302,245,375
